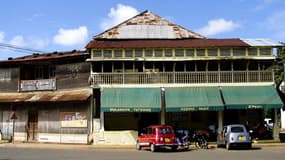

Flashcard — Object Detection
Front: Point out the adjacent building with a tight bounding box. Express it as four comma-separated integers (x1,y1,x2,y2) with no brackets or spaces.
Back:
0,50,92,144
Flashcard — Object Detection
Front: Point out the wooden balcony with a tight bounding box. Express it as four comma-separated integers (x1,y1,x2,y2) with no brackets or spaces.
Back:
90,71,274,86
19,79,56,92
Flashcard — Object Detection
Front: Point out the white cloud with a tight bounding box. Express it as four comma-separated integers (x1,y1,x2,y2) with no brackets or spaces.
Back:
53,26,88,46
9,35,25,47
0,32,4,42
196,18,240,36
266,10,285,39
8,35,48,50
254,0,275,11
100,4,139,30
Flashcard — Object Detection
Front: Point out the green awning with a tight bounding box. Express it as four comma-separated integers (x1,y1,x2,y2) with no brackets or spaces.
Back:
165,87,224,112
101,88,161,112
221,86,283,109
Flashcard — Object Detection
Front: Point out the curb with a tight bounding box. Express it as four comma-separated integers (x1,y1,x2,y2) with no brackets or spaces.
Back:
1,141,285,150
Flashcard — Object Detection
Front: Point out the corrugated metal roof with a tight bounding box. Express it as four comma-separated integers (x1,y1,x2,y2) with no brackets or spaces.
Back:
241,39,282,47
86,39,249,49
0,89,91,103
94,10,205,39
0,50,88,63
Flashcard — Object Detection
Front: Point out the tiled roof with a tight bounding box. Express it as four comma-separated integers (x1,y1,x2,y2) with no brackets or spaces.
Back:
86,39,250,49
94,10,205,39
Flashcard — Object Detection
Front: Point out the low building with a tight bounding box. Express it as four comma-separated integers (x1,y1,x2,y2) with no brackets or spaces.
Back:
0,50,92,144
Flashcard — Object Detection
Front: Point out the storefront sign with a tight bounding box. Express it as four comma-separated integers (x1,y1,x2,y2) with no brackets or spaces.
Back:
247,105,263,109
180,106,210,111
60,112,87,128
108,107,153,112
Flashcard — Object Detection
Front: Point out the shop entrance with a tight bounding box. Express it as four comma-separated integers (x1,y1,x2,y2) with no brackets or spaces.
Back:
27,111,38,141
138,112,159,134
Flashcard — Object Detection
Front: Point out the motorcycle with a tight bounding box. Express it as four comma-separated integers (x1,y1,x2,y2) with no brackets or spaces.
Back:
175,129,190,150
249,123,272,140
191,132,208,149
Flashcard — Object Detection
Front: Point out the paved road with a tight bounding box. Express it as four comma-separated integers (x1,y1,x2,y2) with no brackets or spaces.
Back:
0,146,285,160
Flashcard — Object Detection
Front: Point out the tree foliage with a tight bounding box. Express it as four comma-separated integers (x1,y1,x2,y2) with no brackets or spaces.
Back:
274,42,285,85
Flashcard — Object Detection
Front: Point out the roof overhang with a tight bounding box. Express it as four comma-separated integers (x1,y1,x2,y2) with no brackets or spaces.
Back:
0,89,91,103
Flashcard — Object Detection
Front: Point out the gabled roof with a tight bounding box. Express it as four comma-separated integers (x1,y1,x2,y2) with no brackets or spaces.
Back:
94,10,205,39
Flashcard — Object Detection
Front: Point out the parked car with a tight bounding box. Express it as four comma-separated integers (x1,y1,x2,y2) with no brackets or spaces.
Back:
217,124,252,150
136,125,178,152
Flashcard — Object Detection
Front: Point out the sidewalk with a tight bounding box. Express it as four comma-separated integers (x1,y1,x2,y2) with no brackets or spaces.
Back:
1,140,285,150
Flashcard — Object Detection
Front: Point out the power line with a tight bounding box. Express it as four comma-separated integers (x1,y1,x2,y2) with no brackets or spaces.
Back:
0,43,45,53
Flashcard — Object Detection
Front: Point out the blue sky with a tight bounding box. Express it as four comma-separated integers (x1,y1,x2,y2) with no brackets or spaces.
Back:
0,0,285,60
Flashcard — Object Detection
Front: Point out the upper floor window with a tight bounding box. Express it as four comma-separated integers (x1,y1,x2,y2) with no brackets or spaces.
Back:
103,50,112,58
233,48,245,56
220,48,231,56
186,49,195,57
260,48,272,56
208,48,218,56
34,65,55,80
0,69,11,81
114,49,122,57
175,49,184,57
135,49,143,57
196,49,205,56
164,49,173,57
154,49,163,57
125,49,133,58
144,49,153,57
248,48,257,56
93,50,102,57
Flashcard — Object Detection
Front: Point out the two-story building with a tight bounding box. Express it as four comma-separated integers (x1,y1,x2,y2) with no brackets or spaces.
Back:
0,50,93,144
86,10,283,144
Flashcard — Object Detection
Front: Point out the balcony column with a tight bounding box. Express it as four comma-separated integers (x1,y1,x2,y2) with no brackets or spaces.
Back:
160,87,166,125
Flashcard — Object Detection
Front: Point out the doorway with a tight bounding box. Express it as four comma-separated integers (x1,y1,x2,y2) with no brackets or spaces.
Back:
27,111,38,141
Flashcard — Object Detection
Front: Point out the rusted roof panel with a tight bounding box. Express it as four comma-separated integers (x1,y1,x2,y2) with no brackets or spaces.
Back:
0,50,88,63
94,10,205,39
86,39,250,49
0,88,91,103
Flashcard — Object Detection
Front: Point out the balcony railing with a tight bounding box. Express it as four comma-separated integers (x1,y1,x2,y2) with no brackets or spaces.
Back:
90,71,274,85
19,79,56,92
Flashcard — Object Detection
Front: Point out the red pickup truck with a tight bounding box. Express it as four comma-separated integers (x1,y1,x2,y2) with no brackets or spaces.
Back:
136,125,178,152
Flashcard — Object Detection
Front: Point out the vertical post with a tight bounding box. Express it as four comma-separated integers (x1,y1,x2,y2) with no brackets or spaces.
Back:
218,111,223,133
12,119,15,144
273,109,280,140
161,87,166,125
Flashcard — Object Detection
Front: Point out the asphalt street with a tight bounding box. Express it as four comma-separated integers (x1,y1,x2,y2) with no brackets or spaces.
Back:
0,143,285,160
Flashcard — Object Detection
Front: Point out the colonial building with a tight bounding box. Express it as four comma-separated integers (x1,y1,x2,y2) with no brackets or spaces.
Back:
86,10,283,144
0,50,92,144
